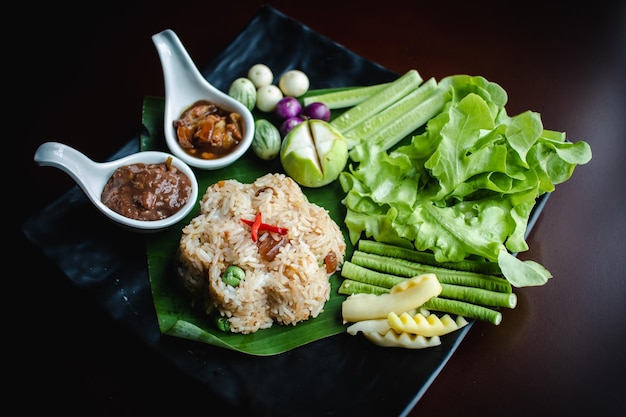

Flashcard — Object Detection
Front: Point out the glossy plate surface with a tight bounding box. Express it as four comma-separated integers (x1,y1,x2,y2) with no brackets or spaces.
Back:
23,6,549,417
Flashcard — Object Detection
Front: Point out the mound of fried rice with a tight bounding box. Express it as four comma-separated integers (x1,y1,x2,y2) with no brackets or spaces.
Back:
177,173,346,334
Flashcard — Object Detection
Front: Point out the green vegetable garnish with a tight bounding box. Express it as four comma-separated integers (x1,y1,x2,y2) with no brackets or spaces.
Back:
330,69,422,132
350,250,511,293
338,240,511,325
422,298,503,326
280,119,349,188
252,119,282,160
222,265,245,287
214,316,231,332
342,77,448,151
339,74,592,288
303,83,390,109
357,239,503,276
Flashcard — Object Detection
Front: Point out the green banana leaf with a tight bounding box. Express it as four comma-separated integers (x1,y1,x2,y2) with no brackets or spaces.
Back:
141,95,354,356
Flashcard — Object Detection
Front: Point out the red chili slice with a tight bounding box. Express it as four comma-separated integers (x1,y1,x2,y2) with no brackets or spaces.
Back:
251,212,262,242
241,215,289,238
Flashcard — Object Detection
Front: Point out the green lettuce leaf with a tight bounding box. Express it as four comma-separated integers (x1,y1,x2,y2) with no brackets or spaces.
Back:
498,250,552,287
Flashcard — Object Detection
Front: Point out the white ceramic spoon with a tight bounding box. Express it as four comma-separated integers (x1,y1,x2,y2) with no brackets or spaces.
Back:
34,141,199,232
152,29,255,169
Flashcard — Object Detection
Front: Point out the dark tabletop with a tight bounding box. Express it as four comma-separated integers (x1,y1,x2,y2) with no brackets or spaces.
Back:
14,1,624,415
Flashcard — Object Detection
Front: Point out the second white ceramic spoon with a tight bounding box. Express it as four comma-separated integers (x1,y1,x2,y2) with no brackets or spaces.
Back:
152,29,255,170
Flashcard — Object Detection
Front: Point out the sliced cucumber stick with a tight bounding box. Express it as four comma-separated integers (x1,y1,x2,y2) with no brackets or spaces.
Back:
330,70,423,133
303,83,390,109
369,86,449,151
343,78,439,147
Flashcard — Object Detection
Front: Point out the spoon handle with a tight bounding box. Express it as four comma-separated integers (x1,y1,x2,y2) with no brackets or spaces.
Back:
34,142,105,204
152,29,220,100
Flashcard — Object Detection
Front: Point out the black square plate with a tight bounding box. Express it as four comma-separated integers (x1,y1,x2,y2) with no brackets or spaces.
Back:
23,5,549,417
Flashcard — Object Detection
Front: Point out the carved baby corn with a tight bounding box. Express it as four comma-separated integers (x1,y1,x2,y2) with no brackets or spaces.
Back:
342,273,442,322
346,318,391,336
363,329,442,349
387,312,469,337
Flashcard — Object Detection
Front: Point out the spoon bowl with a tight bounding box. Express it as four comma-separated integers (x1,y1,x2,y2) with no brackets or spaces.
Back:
34,142,199,233
152,29,255,170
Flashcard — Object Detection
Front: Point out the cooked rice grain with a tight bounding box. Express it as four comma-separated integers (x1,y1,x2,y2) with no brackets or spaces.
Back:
177,173,346,334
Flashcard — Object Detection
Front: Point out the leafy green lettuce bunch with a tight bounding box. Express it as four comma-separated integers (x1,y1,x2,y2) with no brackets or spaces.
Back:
340,75,592,287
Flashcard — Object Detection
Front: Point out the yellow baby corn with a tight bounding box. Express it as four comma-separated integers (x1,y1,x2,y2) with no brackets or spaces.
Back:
342,273,442,322
388,312,469,337
362,329,441,349
346,318,391,336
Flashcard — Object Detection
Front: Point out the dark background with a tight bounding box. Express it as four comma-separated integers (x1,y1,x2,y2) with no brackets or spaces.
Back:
14,1,624,415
